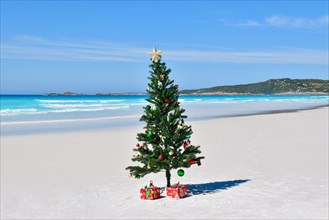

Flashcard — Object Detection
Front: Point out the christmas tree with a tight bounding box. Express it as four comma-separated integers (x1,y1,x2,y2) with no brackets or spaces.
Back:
126,47,205,187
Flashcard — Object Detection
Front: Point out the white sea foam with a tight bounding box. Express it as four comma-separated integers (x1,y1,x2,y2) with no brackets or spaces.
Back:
0,108,45,116
1,115,140,125
0,105,130,116
179,98,204,103
99,100,124,103
50,105,130,113
41,103,126,108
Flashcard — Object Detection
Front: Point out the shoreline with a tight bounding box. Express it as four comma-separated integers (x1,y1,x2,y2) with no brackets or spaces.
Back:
198,103,329,120
2,103,328,126
1,104,328,137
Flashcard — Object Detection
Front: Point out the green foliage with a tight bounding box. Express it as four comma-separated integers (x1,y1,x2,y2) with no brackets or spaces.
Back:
181,78,329,95
126,60,204,186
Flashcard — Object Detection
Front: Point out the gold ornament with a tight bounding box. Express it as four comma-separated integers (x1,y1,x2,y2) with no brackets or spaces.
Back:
152,106,157,111
148,47,162,62
169,150,174,156
160,74,164,80
147,164,151,169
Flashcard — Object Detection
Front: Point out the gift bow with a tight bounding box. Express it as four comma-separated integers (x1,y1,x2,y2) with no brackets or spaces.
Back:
171,182,180,188
144,180,161,198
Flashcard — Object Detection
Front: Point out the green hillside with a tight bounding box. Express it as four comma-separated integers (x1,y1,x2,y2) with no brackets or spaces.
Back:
180,78,329,95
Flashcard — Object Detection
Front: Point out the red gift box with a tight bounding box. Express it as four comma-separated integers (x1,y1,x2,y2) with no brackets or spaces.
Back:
140,181,161,200
166,183,188,199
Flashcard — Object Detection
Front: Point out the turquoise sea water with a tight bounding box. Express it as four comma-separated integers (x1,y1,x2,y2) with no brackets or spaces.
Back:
1,95,328,124
0,95,329,122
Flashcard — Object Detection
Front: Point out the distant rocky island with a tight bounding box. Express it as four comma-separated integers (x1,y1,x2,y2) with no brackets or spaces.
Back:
180,78,329,95
44,92,86,96
43,78,329,96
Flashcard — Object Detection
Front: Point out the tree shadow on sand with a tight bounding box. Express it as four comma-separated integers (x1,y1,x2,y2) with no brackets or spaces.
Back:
186,179,250,196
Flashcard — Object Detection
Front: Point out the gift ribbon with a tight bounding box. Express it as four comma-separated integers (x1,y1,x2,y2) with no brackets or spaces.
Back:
179,187,184,197
146,189,150,198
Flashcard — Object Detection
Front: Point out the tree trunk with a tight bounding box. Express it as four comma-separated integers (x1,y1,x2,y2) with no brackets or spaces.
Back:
166,169,171,187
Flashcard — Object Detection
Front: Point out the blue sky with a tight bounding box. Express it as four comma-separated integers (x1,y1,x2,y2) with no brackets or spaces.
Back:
1,1,328,94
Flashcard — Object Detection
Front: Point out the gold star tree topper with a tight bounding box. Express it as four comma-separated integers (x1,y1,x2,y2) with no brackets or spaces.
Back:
148,47,162,62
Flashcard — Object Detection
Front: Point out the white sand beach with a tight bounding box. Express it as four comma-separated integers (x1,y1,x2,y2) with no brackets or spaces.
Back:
1,107,328,219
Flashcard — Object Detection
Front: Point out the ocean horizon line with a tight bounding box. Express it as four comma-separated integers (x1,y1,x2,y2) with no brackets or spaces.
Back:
1,78,328,96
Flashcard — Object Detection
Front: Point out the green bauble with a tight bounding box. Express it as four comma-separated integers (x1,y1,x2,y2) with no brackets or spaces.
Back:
147,131,153,137
177,169,185,177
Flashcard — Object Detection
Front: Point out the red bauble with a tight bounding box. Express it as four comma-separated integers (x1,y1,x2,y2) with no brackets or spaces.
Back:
136,143,140,148
183,141,187,149
189,159,195,165
175,85,179,89
164,98,170,103
162,107,166,111
158,154,165,161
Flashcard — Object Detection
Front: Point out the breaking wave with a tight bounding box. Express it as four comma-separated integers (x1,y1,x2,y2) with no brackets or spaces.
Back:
0,108,44,116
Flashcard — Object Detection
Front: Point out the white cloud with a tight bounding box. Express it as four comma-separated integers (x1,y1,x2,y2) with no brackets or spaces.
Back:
265,15,329,28
165,48,328,64
221,15,328,28
1,35,328,64
219,19,263,27
237,20,263,27
1,36,147,62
